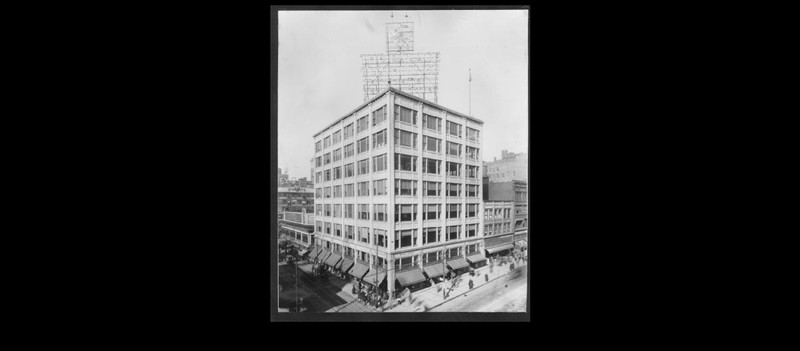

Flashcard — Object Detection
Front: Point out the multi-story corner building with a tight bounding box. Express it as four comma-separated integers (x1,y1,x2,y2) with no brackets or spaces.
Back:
277,187,315,215
309,87,486,299
485,150,528,182
483,180,528,257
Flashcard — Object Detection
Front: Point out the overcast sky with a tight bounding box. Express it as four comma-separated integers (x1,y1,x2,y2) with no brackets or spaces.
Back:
278,10,528,179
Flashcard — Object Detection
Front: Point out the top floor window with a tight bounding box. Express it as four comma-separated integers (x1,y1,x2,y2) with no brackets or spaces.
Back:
395,105,417,125
447,121,462,138
332,130,342,145
357,116,369,133
466,127,480,142
422,114,441,132
343,123,354,140
372,105,387,126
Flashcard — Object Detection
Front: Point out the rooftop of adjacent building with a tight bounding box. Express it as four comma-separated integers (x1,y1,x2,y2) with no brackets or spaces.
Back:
486,149,528,164
277,187,315,194
313,86,484,138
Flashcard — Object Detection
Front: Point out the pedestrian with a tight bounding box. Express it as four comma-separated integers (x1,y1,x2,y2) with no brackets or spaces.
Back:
468,279,474,289
485,273,489,282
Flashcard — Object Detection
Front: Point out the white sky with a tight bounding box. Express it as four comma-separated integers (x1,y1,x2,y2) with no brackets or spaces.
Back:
278,10,528,179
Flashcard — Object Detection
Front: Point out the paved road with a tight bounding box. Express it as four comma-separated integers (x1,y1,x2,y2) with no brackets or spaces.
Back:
430,268,528,312
278,262,377,313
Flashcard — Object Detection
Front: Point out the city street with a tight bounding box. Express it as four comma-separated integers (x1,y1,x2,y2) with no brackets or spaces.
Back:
278,261,378,313
430,267,527,312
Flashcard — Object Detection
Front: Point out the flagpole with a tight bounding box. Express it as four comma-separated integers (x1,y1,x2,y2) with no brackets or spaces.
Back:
469,69,472,116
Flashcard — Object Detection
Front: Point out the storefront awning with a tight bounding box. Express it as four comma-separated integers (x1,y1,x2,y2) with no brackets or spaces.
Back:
423,263,447,279
395,268,426,287
317,250,331,262
447,257,470,270
465,253,487,264
362,269,386,286
325,253,342,267
297,249,308,257
337,258,354,272
309,247,319,258
485,244,514,254
348,262,370,280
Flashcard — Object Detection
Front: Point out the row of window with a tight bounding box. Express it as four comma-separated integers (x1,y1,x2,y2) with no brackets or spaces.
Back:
314,203,481,221
484,222,518,236
315,239,481,269
316,158,480,183
315,181,479,198
485,207,513,220
314,222,479,249
315,106,388,153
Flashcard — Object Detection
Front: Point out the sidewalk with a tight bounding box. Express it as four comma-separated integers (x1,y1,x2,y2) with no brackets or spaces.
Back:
296,260,380,312
384,257,528,312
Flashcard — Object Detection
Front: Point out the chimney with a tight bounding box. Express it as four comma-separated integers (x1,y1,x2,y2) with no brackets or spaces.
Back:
502,150,508,159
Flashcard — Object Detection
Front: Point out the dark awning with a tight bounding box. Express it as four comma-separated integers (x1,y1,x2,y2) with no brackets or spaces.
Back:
325,253,342,267
423,263,447,279
446,257,470,270
465,253,487,264
309,247,319,258
485,244,514,254
362,269,386,286
348,262,370,280
337,258,354,272
395,268,427,287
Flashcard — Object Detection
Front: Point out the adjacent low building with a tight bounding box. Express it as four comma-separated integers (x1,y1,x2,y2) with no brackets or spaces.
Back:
482,180,528,257
279,209,315,254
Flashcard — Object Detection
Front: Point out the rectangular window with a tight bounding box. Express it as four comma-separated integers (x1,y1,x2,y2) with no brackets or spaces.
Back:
466,146,479,160
467,204,478,218
422,158,440,174
394,105,417,125
485,224,492,236
344,143,354,158
315,156,322,167
332,130,342,145
333,185,342,198
394,179,418,196
358,227,370,243
357,137,369,154
422,114,441,132
467,184,479,197
333,166,341,180
447,183,461,197
372,129,387,148
422,135,441,153
344,204,354,219
344,184,354,197
324,136,330,149
394,129,417,148
333,148,342,162
324,204,331,217
315,172,322,183
325,222,331,234
448,247,460,258
324,187,331,198
324,170,331,181
345,225,354,240
358,204,370,220
394,229,417,249
357,159,369,175
344,163,354,178
357,181,369,196
447,225,460,241
423,204,440,220
466,165,479,179
394,153,417,172
374,229,387,247
334,204,341,218
316,221,322,232
373,204,387,222
447,142,461,157
447,204,461,219
357,116,369,133
423,227,440,244
372,105,387,126
466,127,479,142
447,162,461,177
315,188,322,199
335,224,342,237
315,204,322,216
373,179,387,196
373,154,387,172
466,244,478,254
344,123,354,140
447,121,462,138
423,181,440,196
315,141,322,152
394,204,418,222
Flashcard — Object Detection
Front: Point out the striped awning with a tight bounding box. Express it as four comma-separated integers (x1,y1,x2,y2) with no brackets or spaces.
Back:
348,262,370,280
317,250,331,262
337,258,354,272
362,269,387,286
465,253,487,264
486,244,514,254
309,247,320,258
446,257,470,270
423,263,447,279
325,253,342,267
395,268,426,287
